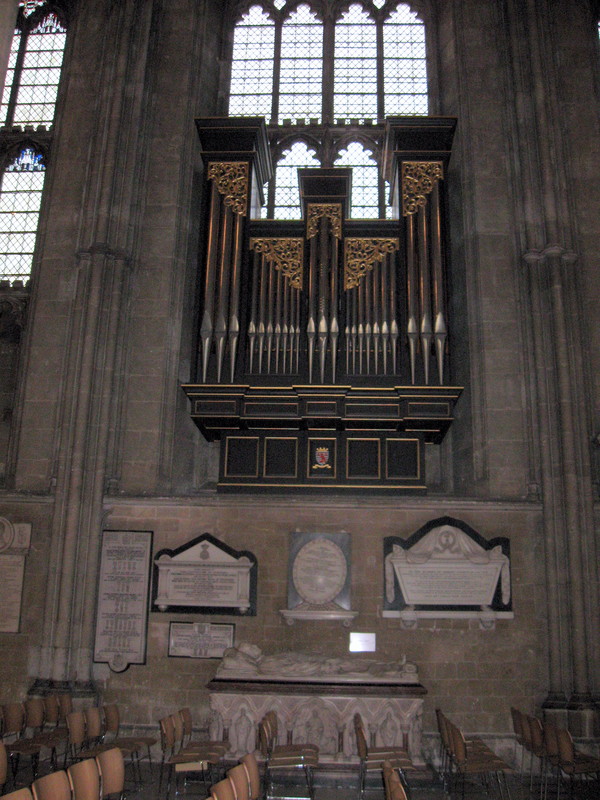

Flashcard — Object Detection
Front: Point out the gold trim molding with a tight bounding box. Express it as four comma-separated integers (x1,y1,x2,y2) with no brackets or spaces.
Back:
306,203,343,240
402,161,443,216
208,161,249,216
250,238,304,290
344,238,400,289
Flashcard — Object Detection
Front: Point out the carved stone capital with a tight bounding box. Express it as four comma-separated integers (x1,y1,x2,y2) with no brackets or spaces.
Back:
344,238,399,290
249,238,304,290
208,161,249,216
401,161,443,216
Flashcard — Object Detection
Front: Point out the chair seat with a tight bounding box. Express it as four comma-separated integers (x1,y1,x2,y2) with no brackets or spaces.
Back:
268,752,319,769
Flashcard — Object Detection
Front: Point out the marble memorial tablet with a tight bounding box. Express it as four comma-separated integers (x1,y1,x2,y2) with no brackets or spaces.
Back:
93,530,153,672
169,622,234,658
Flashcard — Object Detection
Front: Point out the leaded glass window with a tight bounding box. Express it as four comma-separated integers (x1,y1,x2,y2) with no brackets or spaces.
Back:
279,5,323,123
1,2,67,128
334,141,379,218
383,4,427,115
228,1,428,219
229,6,275,119
272,141,320,219
333,5,377,123
0,147,46,281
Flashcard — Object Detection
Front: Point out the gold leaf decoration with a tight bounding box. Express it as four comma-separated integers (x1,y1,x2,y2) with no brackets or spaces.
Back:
344,238,400,290
402,161,443,216
306,203,343,240
208,161,249,216
250,238,304,290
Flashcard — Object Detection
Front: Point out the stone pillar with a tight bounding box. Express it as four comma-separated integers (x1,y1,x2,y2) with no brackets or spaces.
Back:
30,0,157,695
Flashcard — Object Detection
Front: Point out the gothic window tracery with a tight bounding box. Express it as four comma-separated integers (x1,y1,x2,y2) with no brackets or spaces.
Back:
0,1,67,283
227,0,428,220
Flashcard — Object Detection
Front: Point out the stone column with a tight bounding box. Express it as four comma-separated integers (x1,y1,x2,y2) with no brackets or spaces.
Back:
30,0,157,695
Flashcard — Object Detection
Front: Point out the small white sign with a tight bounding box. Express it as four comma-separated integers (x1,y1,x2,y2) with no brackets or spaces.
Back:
349,632,376,652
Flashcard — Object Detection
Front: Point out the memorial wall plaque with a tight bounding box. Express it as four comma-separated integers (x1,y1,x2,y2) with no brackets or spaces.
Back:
382,516,513,629
93,530,153,672
0,518,31,633
152,533,257,615
280,531,357,625
168,622,234,658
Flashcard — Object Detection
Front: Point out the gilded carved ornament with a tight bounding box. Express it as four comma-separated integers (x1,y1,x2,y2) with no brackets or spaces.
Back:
344,238,400,290
250,238,304,290
208,161,249,216
402,161,443,217
306,203,343,240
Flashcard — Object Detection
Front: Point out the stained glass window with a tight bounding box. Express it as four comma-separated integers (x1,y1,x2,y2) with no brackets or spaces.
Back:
0,147,46,281
333,5,377,123
1,3,67,128
0,2,67,283
273,141,320,219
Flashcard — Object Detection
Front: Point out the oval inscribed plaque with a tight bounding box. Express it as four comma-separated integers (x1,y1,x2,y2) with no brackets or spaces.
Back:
292,538,347,604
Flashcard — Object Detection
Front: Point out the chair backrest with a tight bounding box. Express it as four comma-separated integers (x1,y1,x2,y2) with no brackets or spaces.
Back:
0,741,8,789
227,764,250,800
354,718,368,760
32,770,72,800
67,710,87,749
257,719,271,759
448,721,467,765
58,694,73,721
510,707,523,741
528,716,545,756
96,747,125,798
160,716,176,753
2,702,25,737
84,707,104,742
241,753,261,800
555,726,575,767
543,721,560,760
4,788,35,800
382,761,407,800
170,712,185,750
179,708,193,739
25,699,46,731
520,712,532,751
68,757,101,800
103,705,120,736
43,695,60,727
211,778,236,800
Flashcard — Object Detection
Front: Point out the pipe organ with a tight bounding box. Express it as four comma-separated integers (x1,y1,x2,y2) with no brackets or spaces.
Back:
183,117,462,491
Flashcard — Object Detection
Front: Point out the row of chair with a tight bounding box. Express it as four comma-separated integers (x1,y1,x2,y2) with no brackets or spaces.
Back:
436,708,513,800
511,707,600,799
208,752,261,800
258,711,319,800
158,709,228,798
353,713,414,800
1,746,124,800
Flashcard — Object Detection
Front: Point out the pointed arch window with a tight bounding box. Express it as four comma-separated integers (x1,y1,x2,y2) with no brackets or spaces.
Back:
228,1,428,219
334,141,379,218
0,2,67,283
1,1,67,128
0,146,46,281
272,141,320,219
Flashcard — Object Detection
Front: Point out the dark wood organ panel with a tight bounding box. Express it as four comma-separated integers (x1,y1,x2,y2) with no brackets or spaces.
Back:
183,117,462,491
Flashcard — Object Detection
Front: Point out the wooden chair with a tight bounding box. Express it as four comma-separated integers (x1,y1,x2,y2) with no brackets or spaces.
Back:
1,740,8,794
240,753,262,800
158,715,222,798
555,725,600,797
31,769,71,800
178,708,227,756
1,702,42,784
103,704,156,775
210,777,236,800
96,747,125,800
65,711,110,766
446,716,512,800
258,716,318,800
3,788,34,800
227,763,251,800
24,699,60,769
67,757,101,800
353,713,413,800
382,760,408,800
